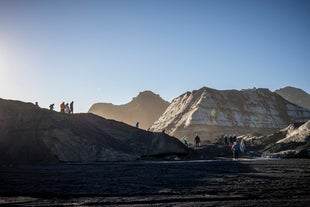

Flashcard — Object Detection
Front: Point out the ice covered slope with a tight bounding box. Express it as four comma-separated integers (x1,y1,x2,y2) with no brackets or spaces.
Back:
151,87,310,143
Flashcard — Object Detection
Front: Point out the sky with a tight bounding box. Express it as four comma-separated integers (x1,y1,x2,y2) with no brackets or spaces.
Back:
0,0,309,113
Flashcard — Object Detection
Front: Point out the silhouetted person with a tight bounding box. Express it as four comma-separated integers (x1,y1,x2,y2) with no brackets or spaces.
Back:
194,133,201,148
60,102,65,113
65,103,70,113
224,134,229,145
136,122,139,128
70,101,74,114
35,102,39,107
49,104,54,111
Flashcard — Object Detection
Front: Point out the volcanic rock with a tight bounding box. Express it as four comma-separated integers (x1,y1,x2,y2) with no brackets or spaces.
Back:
151,87,310,143
88,91,169,130
0,98,188,164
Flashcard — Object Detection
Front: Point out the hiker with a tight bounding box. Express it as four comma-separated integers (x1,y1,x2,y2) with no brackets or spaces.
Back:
183,136,188,147
65,103,70,113
194,133,201,148
231,142,240,160
70,101,74,114
224,134,229,145
60,102,65,113
229,135,233,145
49,104,54,111
240,138,246,153
136,122,139,128
233,134,237,143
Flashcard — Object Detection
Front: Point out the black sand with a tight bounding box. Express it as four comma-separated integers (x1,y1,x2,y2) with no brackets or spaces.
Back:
0,159,309,206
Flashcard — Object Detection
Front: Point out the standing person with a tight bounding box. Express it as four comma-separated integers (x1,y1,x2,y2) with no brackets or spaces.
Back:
240,138,246,153
65,103,70,114
183,136,188,147
60,102,65,113
231,142,240,160
70,101,74,114
224,134,228,145
194,133,201,148
136,122,139,128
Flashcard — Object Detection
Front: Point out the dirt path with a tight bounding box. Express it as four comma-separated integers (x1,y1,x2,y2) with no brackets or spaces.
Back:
0,159,309,206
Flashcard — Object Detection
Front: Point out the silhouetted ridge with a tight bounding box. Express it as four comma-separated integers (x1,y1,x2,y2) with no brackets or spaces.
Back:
89,91,169,129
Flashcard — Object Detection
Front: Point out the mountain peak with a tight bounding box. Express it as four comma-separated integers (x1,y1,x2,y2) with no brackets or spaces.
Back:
89,91,170,129
151,86,310,143
275,86,310,109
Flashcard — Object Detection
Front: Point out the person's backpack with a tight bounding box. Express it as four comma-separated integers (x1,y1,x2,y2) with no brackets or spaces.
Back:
233,144,240,151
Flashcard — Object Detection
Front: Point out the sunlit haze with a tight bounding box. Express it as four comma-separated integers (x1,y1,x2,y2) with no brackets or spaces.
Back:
0,0,309,113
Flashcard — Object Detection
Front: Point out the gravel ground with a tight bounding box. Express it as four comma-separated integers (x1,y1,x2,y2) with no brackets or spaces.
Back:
0,159,309,206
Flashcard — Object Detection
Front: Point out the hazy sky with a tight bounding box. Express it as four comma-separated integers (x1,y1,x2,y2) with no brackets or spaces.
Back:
0,0,309,112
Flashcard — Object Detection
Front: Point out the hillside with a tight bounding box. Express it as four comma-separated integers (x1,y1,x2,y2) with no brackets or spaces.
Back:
88,91,170,130
151,87,310,143
261,121,310,158
0,98,187,164
275,86,310,109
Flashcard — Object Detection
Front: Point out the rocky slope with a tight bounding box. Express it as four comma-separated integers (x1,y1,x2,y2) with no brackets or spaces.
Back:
275,86,310,109
88,91,169,130
0,98,188,164
151,87,310,143
261,121,310,158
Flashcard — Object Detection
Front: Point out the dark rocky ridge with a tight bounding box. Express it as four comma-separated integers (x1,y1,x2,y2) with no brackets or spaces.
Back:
88,91,170,130
0,98,188,164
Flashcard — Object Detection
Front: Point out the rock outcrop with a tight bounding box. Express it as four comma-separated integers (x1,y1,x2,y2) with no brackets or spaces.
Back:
275,86,310,109
259,121,310,158
151,87,310,143
88,91,170,130
0,98,188,164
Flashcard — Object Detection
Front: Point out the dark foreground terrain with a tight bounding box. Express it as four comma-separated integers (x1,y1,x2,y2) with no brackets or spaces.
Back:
0,159,309,207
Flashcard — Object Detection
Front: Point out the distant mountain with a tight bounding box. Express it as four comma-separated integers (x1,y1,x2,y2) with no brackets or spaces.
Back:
150,87,310,143
0,98,188,164
88,91,170,130
275,86,310,109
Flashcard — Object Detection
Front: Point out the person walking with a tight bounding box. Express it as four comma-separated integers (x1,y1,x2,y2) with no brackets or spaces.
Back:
194,133,201,148
60,102,65,113
183,136,188,147
65,103,70,114
70,101,74,114
231,142,240,160
240,138,246,153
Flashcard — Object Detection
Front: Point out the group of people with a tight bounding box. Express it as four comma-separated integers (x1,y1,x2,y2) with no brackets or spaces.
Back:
224,134,237,146
182,133,201,148
229,136,247,160
49,101,74,114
